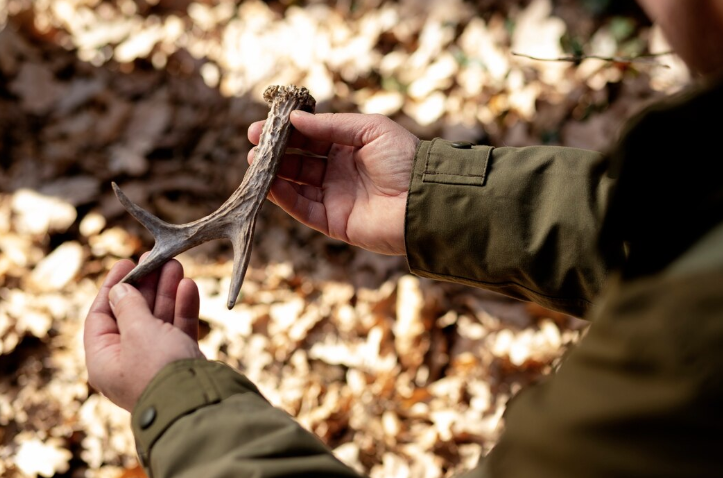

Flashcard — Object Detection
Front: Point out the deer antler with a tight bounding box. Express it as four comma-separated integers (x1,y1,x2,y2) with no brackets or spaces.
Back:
112,85,316,309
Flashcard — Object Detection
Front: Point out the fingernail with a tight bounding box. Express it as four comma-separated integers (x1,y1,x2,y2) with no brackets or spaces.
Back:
291,110,312,118
109,284,129,308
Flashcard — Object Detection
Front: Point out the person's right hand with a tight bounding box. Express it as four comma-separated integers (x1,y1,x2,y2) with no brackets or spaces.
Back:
248,112,419,256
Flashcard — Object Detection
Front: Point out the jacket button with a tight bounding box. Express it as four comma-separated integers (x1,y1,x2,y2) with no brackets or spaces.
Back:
451,141,473,149
139,407,157,429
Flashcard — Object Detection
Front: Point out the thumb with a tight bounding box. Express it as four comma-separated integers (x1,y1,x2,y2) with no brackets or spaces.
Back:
109,283,153,334
290,111,385,147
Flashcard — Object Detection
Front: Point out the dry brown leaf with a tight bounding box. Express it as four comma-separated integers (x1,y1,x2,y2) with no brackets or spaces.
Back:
26,242,84,293
394,275,427,370
9,63,67,115
11,189,77,236
13,435,72,478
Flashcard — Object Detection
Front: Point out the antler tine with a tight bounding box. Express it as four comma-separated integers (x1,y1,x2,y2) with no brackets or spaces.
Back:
113,85,316,309
112,182,179,283
227,219,256,310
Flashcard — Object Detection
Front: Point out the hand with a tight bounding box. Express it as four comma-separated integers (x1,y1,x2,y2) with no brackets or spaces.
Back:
84,256,204,411
248,112,420,255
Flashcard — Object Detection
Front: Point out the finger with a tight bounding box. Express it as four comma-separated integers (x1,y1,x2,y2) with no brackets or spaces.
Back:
290,111,382,148
247,120,264,145
174,278,200,341
109,283,154,335
85,259,135,343
153,259,184,323
272,179,324,206
277,153,327,186
249,119,333,157
87,259,135,319
135,251,161,311
248,148,327,187
269,178,329,234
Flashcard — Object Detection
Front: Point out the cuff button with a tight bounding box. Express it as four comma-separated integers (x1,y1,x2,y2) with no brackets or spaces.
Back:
139,406,157,429
451,141,473,149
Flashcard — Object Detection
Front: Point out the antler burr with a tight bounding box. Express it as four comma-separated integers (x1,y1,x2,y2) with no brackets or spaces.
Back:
112,85,316,309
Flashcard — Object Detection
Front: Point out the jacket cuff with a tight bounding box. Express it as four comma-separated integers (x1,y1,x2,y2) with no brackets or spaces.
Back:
131,359,262,470
405,138,494,280
404,138,603,317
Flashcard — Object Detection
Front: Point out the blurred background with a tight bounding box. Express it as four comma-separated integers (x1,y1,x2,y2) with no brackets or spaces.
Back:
0,1,689,477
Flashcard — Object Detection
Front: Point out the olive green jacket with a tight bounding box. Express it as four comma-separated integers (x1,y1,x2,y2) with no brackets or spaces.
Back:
130,77,723,477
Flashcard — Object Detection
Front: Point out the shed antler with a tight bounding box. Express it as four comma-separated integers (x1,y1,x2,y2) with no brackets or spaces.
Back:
112,85,316,309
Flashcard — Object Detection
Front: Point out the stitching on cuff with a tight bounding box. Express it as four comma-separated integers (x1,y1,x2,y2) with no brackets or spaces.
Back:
196,364,221,403
424,172,486,178
423,137,439,177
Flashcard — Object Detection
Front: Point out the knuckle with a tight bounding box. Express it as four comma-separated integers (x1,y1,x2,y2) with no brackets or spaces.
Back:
360,117,386,142
112,296,131,317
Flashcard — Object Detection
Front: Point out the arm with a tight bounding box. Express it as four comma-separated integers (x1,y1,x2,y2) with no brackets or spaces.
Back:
131,360,363,478
249,113,622,318
482,241,723,477
406,139,621,317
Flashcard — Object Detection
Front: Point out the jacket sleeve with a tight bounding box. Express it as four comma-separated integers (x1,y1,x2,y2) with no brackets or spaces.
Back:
131,359,364,478
482,255,723,478
405,139,622,317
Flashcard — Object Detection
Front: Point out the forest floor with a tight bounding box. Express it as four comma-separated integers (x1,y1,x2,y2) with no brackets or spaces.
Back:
0,1,689,477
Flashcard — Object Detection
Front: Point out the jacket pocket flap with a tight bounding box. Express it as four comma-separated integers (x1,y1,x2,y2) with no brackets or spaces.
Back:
423,138,492,186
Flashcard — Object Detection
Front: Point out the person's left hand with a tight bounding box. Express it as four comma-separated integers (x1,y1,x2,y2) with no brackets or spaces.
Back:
84,255,204,411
